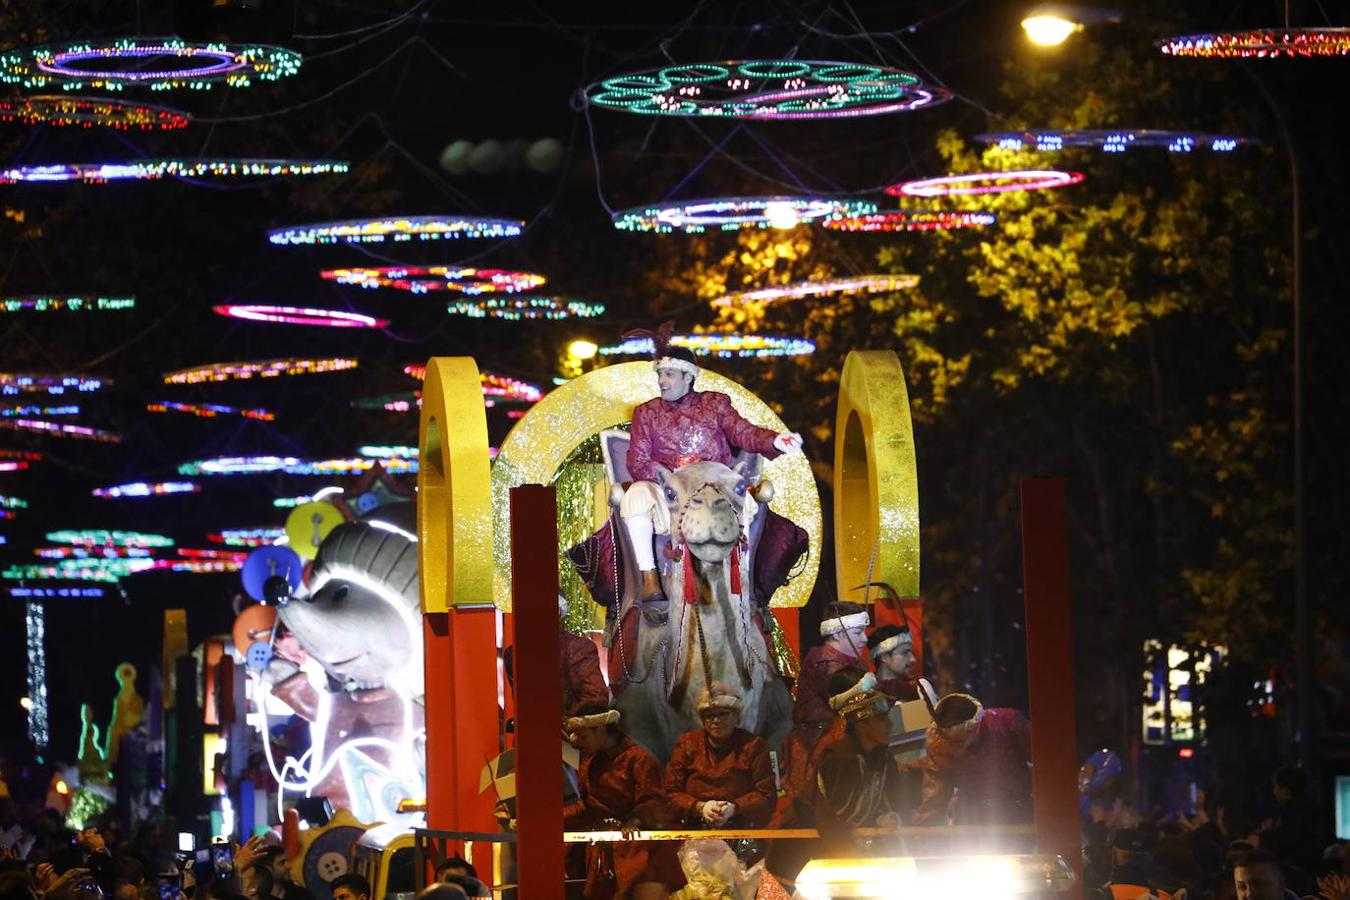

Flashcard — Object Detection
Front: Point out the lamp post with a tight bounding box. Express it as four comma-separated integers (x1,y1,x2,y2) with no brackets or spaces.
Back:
1020,11,1310,772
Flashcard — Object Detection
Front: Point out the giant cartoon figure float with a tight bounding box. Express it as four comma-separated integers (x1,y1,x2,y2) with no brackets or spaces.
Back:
256,497,426,826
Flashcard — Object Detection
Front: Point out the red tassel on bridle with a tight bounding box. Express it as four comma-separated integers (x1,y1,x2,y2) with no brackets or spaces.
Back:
729,541,743,596
682,541,699,605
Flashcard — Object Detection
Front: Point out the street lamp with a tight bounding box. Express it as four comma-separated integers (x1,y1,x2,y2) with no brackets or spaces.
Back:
567,340,598,361
1022,14,1081,46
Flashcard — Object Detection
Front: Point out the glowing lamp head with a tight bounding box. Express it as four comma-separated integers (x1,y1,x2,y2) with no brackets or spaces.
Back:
763,200,801,230
55,779,69,795
19,696,33,710
1022,13,1082,45
567,339,599,361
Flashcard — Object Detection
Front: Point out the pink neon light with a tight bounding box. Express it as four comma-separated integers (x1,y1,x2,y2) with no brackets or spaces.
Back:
213,304,389,329
887,169,1084,198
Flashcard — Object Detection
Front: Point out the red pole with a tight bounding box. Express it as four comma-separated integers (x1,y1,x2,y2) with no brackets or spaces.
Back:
510,485,565,899
423,614,455,829
1020,478,1083,896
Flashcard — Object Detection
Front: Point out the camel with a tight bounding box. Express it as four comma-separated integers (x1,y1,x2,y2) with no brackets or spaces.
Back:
607,457,796,762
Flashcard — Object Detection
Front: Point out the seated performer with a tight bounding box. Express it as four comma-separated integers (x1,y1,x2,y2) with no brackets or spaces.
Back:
812,688,906,857
620,328,802,604
867,624,920,702
779,602,870,796
907,692,1032,826
563,704,682,899
558,593,611,718
664,682,776,828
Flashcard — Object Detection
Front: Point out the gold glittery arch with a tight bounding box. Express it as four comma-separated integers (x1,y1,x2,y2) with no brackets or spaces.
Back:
491,361,822,610
834,350,920,598
417,357,495,612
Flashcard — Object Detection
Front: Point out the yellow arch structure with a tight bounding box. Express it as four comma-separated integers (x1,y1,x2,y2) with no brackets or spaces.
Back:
417,357,495,612
833,350,920,598
491,361,821,610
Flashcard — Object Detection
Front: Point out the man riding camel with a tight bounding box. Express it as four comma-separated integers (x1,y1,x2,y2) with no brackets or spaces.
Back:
621,329,803,604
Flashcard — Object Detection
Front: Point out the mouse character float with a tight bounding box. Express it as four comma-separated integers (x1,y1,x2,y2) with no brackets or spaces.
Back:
260,505,425,823
570,325,808,760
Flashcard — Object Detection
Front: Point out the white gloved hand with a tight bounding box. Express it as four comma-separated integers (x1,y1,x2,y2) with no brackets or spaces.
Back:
699,802,722,825
716,802,736,825
772,432,803,454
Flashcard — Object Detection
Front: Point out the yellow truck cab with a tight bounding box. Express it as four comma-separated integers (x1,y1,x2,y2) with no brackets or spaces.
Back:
351,824,416,900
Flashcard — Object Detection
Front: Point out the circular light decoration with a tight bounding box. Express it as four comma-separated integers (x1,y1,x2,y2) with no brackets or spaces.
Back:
0,95,190,129
0,419,119,442
281,457,418,476
1,295,134,313
0,38,301,91
823,210,997,232
91,481,200,499
47,529,174,548
2,405,79,417
404,366,543,404
586,59,951,120
1158,28,1350,59
207,528,286,547
320,266,546,295
146,401,275,421
163,358,357,384
712,274,920,308
445,296,606,321
178,456,300,476
267,216,524,246
0,374,107,395
600,333,816,359
212,304,388,329
0,158,347,185
887,169,1085,198
975,129,1253,153
613,195,876,234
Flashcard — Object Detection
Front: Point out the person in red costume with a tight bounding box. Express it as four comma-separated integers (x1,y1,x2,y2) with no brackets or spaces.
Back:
664,682,777,828
558,592,610,717
812,688,906,858
866,624,920,702
620,334,803,603
777,602,869,797
907,692,1033,826
564,704,683,898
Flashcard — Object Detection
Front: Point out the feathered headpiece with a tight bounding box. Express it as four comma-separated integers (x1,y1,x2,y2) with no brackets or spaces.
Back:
622,320,699,378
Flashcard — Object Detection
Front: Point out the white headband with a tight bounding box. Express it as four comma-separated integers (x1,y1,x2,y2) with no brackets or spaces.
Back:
820,611,870,637
873,631,913,657
828,672,877,711
653,357,699,378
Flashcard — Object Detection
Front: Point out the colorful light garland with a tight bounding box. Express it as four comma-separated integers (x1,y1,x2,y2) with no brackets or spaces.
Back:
163,358,357,384
0,374,107,395
0,158,347,184
320,266,547,295
207,528,286,547
272,491,343,508
0,461,29,472
146,401,275,421
445,296,606,320
823,210,997,232
613,195,876,234
358,445,418,459
600,333,816,358
178,548,248,561
0,449,38,472
1158,28,1350,58
404,366,543,403
178,456,300,476
887,169,1085,198
267,216,524,246
36,546,153,559
351,392,419,412
0,494,28,510
212,304,388,329
0,38,302,91
0,419,119,442
2,405,79,417
712,274,920,308
3,559,155,582
91,480,200,499
586,60,951,120
975,129,1253,153
281,457,418,476
151,557,244,574
0,95,190,129
47,529,174,548
1,295,135,313
9,587,105,597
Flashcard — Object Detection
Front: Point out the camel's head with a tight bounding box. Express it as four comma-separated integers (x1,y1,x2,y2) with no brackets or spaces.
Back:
656,459,757,562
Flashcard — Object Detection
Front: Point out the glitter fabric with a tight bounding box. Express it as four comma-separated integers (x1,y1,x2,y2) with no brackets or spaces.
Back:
833,350,920,598
492,361,821,610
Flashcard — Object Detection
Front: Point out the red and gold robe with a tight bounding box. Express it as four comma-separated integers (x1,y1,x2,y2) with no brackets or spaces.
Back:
561,631,610,717
907,707,1032,826
627,390,780,482
780,644,861,797
663,727,776,827
563,737,683,898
